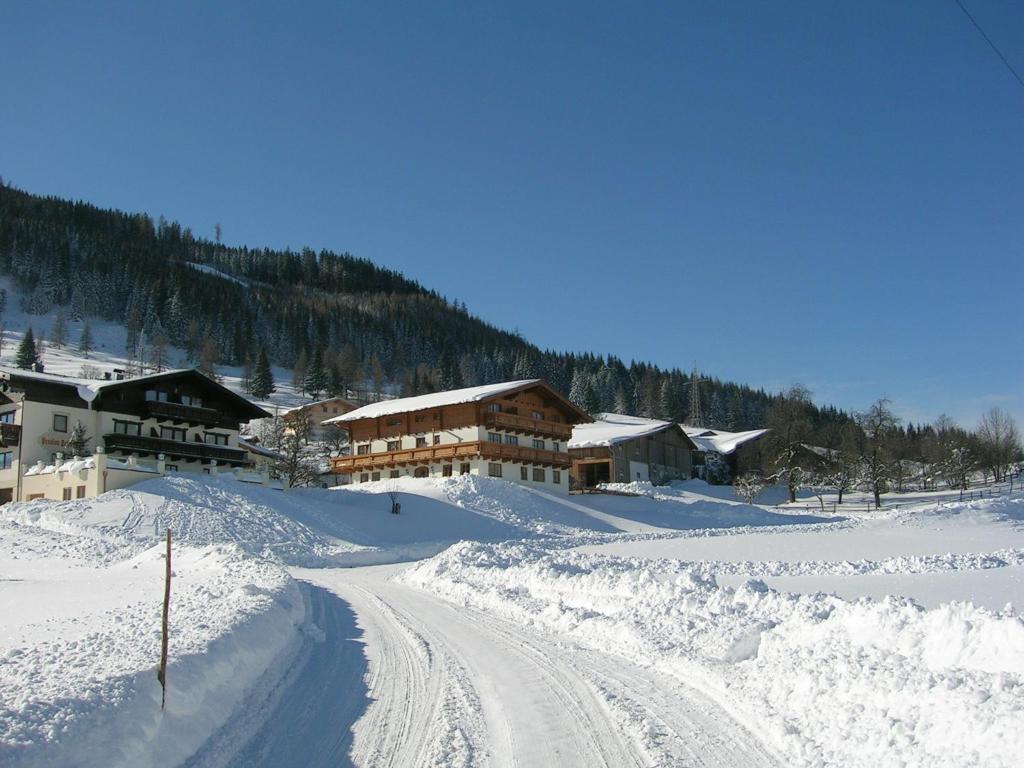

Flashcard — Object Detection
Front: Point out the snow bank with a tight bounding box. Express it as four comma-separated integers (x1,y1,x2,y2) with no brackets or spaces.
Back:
404,542,1024,767
0,521,304,768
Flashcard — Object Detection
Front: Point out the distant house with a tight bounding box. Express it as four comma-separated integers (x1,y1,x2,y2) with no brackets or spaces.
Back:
682,426,768,481
281,396,358,442
325,380,591,492
569,413,696,489
0,367,270,503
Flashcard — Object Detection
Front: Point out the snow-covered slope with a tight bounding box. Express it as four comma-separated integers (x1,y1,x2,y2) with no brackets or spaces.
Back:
0,520,304,768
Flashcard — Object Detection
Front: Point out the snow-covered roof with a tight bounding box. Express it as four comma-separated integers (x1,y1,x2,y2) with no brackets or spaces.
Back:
569,413,677,449
0,365,269,419
239,437,283,460
324,380,544,424
681,425,768,455
0,365,190,400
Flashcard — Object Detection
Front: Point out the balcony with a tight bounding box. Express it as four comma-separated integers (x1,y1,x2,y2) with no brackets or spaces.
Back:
146,400,233,428
330,440,572,474
103,433,247,465
483,411,573,441
0,423,21,448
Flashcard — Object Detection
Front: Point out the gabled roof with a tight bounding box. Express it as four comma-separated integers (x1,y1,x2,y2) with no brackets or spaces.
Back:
569,413,693,449
281,396,359,417
0,365,270,420
681,425,768,455
93,369,271,420
324,379,591,425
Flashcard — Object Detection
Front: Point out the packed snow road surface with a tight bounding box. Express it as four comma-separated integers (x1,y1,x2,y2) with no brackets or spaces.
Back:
191,564,779,768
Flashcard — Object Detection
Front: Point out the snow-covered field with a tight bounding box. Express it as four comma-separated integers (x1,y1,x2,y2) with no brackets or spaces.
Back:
2,470,1023,766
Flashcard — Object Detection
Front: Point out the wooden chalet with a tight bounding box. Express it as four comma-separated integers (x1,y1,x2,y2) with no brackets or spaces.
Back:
326,380,591,492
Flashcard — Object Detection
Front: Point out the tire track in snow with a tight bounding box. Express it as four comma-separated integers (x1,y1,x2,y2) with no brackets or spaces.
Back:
300,565,778,768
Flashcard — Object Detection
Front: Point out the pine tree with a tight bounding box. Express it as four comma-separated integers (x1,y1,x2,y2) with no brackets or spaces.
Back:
51,310,67,349
67,420,90,457
291,350,308,394
78,321,94,357
305,348,328,400
15,328,38,369
250,347,275,398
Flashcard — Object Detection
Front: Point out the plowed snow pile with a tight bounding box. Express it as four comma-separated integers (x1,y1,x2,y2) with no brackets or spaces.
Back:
0,519,303,768
404,495,1024,768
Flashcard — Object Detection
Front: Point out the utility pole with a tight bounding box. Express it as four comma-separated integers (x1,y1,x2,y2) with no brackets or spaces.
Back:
687,363,707,428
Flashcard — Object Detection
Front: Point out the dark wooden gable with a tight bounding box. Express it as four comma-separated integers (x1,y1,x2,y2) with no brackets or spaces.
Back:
92,370,270,424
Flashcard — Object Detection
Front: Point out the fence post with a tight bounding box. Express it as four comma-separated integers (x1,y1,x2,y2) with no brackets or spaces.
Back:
158,528,171,709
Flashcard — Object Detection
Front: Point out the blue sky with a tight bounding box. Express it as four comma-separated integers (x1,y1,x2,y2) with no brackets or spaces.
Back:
1,1,1021,428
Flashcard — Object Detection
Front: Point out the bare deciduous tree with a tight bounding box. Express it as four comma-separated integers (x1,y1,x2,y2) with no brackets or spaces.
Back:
977,408,1020,483
856,398,900,508
733,473,766,505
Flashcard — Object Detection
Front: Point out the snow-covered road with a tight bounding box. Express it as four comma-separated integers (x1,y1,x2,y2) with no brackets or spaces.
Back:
190,564,780,767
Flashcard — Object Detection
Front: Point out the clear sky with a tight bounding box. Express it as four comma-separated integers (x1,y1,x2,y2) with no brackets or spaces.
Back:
1,1,1021,428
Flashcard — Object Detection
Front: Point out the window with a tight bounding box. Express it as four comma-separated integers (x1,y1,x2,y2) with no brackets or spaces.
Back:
76,485,86,498
62,487,72,501
161,426,186,441
27,493,44,501
533,468,545,482
360,473,369,483
415,437,428,448
52,414,68,433
442,464,453,477
414,413,427,423
460,463,470,475
531,411,544,420
0,452,11,470
488,463,503,478
114,420,141,436
532,439,545,449
371,471,381,481
553,470,561,484
145,390,169,402
552,442,561,453
357,444,370,455
0,412,14,424
433,434,441,445
389,470,400,478
181,395,202,407
387,440,400,452
487,403,501,413
504,434,518,446
520,466,528,481
166,464,179,472
414,466,429,478
204,432,228,446
386,417,402,427
488,432,502,444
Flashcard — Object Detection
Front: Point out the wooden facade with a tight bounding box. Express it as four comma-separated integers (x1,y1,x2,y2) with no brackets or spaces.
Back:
328,381,589,490
570,423,696,489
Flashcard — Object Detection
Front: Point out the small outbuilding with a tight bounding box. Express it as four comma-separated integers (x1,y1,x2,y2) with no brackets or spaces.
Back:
569,413,696,489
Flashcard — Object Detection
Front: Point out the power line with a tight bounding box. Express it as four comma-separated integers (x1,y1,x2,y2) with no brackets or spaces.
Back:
954,0,1024,90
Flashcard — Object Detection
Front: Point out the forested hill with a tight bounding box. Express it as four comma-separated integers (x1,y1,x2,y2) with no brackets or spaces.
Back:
0,183,853,434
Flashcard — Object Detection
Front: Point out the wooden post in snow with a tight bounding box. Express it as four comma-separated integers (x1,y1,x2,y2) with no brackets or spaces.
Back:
158,528,171,709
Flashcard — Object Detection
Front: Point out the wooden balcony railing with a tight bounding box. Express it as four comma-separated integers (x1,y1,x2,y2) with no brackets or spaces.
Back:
146,400,234,428
103,433,247,464
483,411,573,441
330,440,572,474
